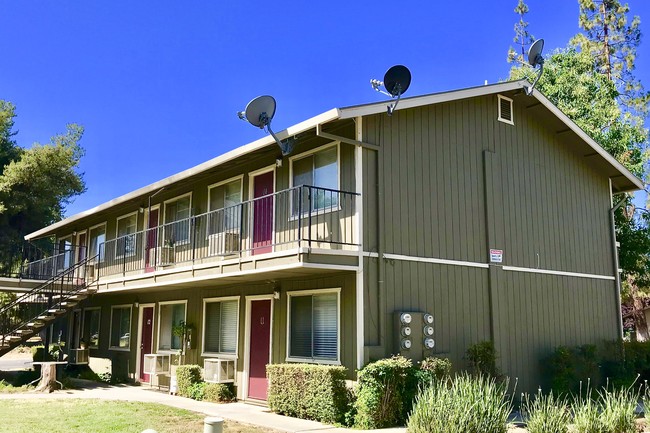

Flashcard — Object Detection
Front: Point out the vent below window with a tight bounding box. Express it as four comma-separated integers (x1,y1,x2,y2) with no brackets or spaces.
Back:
498,95,514,125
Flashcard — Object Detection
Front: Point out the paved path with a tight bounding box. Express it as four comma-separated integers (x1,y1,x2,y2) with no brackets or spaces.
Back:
0,380,406,433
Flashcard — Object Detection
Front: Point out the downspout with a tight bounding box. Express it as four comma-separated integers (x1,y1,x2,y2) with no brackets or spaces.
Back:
610,190,626,340
315,123,386,352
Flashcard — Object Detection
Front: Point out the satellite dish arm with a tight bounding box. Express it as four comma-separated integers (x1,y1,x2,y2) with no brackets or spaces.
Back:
266,122,295,156
387,85,403,116
525,62,544,96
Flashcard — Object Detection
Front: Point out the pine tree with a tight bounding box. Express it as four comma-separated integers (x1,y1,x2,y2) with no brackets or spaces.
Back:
507,0,535,64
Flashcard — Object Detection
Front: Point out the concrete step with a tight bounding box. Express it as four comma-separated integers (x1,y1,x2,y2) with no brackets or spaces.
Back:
37,315,54,321
15,329,32,335
26,322,44,328
47,309,66,315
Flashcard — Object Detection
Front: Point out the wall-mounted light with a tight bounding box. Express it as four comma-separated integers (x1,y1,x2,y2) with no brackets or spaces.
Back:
274,291,280,300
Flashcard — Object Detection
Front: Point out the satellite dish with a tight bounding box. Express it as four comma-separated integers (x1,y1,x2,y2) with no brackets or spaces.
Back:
525,38,545,96
244,95,276,129
237,95,294,156
527,39,544,68
370,65,412,116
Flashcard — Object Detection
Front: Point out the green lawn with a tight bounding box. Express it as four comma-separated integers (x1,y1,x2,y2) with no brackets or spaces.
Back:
0,399,275,433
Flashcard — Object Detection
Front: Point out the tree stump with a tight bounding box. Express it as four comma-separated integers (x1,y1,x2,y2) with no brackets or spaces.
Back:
34,363,59,393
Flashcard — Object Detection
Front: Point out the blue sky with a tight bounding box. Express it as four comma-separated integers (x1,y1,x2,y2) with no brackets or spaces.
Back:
1,1,649,216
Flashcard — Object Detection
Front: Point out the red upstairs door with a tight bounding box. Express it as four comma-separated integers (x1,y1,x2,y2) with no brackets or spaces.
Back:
252,172,274,255
145,208,159,272
248,299,271,400
139,306,154,382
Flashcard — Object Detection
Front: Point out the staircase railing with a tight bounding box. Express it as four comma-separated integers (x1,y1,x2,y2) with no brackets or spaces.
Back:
0,253,99,348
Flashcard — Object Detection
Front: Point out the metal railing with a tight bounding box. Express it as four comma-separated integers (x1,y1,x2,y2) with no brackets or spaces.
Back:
21,244,87,280
98,185,360,277
0,254,98,348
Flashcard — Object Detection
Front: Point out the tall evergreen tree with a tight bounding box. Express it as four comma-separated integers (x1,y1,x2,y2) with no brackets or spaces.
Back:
507,0,535,64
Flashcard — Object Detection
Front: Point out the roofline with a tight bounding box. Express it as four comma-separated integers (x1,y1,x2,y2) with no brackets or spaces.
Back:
25,108,341,240
26,79,643,239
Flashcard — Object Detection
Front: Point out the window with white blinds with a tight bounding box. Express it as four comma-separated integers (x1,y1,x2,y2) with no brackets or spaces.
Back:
203,299,238,355
288,291,339,362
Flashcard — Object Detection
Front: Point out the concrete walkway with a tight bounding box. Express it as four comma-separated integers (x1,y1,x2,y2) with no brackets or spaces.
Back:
0,380,406,433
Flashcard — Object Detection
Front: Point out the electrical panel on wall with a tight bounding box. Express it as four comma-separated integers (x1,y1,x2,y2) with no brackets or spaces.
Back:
395,311,435,361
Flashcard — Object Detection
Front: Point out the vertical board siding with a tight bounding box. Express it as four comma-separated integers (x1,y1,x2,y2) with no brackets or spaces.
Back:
362,93,620,392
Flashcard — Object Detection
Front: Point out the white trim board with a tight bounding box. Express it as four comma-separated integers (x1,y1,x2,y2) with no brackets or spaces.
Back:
502,266,615,281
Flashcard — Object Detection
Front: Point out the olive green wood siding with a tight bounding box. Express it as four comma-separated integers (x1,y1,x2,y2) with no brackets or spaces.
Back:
361,94,618,392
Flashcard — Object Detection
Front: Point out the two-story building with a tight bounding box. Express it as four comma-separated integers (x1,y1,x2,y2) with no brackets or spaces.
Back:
17,79,642,398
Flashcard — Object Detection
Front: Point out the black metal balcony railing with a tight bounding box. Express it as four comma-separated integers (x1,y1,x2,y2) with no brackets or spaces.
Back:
97,185,360,278
21,245,87,280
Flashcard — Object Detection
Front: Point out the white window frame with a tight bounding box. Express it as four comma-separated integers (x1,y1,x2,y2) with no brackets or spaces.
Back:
207,175,244,238
109,304,132,351
156,300,188,354
82,307,101,350
201,296,240,359
497,94,514,125
56,234,74,269
286,288,341,365
162,192,192,246
115,211,138,259
289,142,341,218
88,222,107,263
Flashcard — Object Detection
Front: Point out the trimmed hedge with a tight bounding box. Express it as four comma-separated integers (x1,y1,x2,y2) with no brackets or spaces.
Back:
353,355,418,429
267,363,349,424
204,383,236,403
176,364,202,397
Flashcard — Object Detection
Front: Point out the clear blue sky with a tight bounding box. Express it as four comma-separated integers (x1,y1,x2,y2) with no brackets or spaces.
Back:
1,0,649,217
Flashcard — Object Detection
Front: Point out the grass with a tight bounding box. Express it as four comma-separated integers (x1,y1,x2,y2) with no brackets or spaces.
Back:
0,399,278,433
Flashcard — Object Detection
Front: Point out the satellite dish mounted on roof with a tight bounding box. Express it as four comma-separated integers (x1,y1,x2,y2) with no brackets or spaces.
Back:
237,95,295,156
370,65,412,116
524,39,545,96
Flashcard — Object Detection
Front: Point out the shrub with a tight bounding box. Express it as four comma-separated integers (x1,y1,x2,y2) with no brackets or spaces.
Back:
417,356,452,388
188,382,206,401
466,341,499,378
523,392,570,433
544,345,600,396
204,383,236,403
353,355,418,429
267,363,349,425
407,374,512,433
176,364,203,398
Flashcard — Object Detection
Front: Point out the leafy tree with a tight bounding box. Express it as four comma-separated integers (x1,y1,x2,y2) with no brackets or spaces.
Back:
507,1,650,338
0,103,86,275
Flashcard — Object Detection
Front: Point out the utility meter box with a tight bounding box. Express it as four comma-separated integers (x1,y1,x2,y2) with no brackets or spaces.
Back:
394,312,435,362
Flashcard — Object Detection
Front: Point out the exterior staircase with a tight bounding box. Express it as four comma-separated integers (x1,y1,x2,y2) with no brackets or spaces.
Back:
0,254,98,357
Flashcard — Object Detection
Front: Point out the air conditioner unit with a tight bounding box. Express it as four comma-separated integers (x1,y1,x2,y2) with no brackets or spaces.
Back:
204,358,235,383
208,233,240,256
143,354,171,376
69,348,89,365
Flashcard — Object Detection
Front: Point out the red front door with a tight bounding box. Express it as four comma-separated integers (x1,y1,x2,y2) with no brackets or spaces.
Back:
248,299,271,400
140,307,154,382
253,172,274,255
145,209,159,272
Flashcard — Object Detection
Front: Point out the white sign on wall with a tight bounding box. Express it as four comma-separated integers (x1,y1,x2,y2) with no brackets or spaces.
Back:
489,249,503,263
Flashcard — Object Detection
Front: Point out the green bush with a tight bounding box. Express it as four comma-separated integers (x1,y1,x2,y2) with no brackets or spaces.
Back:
187,382,206,401
204,383,236,403
466,341,499,378
523,392,570,433
175,364,203,398
267,363,349,425
417,356,452,388
407,374,512,433
544,345,600,396
353,355,418,429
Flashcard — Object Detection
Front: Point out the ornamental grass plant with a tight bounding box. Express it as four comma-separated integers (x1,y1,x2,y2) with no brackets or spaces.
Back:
523,391,570,433
407,374,512,433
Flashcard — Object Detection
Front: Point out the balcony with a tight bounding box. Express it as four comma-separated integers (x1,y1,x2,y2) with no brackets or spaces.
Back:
96,185,360,281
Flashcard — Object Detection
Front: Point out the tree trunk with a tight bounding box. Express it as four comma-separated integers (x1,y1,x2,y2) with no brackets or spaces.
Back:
633,295,650,341
34,363,58,393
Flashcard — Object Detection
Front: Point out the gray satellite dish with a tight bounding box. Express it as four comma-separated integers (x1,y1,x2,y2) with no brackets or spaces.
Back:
370,65,412,115
525,38,545,95
238,95,294,156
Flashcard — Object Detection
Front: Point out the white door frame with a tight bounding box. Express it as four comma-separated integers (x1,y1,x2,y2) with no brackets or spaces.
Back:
242,294,274,400
135,303,156,382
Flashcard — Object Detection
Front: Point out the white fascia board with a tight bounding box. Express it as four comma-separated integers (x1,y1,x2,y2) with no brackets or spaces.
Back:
25,108,341,240
338,80,526,119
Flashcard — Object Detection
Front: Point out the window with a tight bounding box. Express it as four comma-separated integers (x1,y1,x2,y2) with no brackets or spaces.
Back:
82,308,101,349
89,223,107,263
56,236,73,269
164,194,191,245
116,212,137,258
288,289,339,363
203,298,239,356
158,301,187,351
291,145,339,214
208,178,243,236
109,305,131,350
